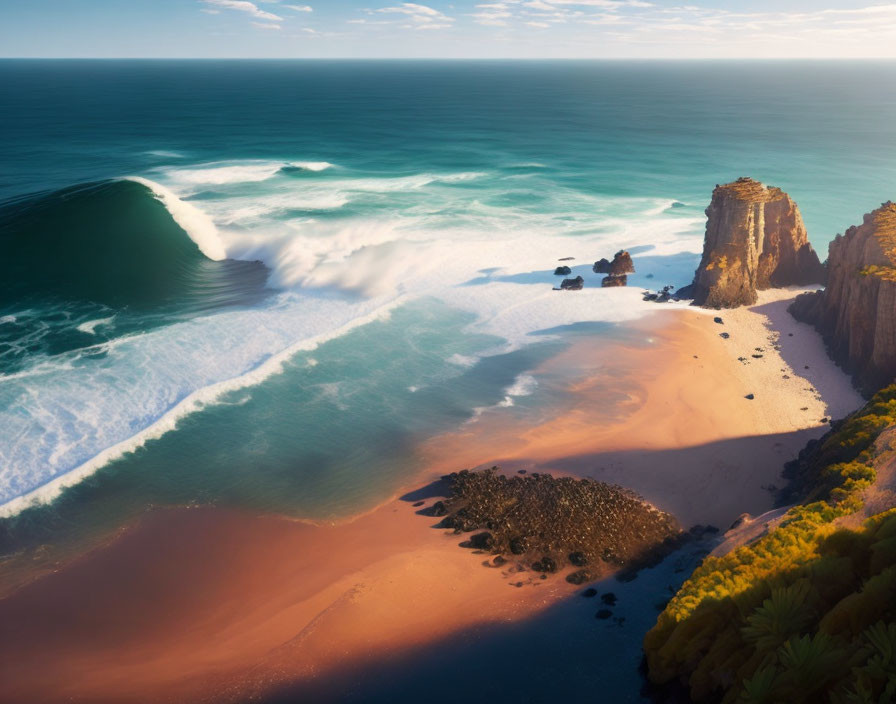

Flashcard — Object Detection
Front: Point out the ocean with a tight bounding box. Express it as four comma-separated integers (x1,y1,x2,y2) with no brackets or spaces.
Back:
2,59,896,564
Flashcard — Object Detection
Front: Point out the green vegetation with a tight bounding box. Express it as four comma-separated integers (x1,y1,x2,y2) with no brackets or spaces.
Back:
644,385,896,704
858,265,896,283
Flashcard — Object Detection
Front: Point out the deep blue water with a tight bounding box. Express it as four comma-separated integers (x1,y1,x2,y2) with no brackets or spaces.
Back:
1,59,895,560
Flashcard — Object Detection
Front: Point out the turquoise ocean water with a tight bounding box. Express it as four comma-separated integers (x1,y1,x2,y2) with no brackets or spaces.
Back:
1,60,896,560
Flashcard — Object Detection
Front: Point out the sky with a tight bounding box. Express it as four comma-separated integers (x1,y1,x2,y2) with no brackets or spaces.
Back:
2,0,896,58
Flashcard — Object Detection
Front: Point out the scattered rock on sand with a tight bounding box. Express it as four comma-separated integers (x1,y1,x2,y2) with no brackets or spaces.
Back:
602,274,627,288
532,556,558,573
468,531,495,550
569,551,588,566
593,257,612,274
745,393,755,400
509,536,530,555
566,569,592,585
643,285,676,302
559,276,584,291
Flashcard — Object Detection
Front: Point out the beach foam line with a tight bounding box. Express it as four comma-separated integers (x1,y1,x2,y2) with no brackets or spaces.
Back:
0,297,407,519
125,177,227,261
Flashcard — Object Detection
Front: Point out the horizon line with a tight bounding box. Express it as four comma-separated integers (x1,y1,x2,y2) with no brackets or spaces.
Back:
3,56,896,61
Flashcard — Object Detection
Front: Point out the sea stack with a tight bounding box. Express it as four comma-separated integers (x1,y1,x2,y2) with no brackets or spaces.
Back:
790,201,896,394
593,250,635,276
680,178,825,308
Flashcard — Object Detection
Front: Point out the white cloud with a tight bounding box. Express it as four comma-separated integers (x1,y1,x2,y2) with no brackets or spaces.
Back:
284,4,313,11
375,2,455,25
202,0,283,21
252,21,282,29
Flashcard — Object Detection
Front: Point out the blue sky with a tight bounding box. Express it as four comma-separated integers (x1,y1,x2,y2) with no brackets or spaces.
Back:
2,0,896,58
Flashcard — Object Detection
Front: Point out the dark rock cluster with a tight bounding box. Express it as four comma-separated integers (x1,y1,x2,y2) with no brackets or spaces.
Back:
552,249,636,291
595,250,634,288
642,284,679,303
435,467,682,581
560,275,584,290
601,274,627,288
593,250,635,276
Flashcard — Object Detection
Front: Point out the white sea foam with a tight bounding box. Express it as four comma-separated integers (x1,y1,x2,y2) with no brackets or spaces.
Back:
496,374,538,408
1,161,707,516
145,150,186,159
126,177,228,260
0,297,404,517
164,161,285,185
448,353,479,367
76,316,115,335
643,199,679,216
289,161,334,172
0,315,15,325
159,160,335,188
506,373,537,397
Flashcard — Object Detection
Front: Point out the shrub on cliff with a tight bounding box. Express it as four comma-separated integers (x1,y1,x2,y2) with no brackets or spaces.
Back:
643,385,896,704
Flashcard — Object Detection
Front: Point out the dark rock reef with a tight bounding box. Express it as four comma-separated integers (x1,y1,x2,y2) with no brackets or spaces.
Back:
790,201,896,395
679,177,825,308
553,265,572,276
437,468,682,579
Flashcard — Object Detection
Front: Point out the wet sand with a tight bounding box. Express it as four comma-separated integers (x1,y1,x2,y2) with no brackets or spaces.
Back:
0,290,862,703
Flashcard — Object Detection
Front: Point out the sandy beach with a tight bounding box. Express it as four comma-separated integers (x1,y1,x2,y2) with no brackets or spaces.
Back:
0,289,863,703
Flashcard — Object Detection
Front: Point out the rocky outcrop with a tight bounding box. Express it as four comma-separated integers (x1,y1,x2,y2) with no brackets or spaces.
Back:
790,201,896,395
554,265,572,276
560,276,584,290
601,274,627,288
680,178,825,308
594,250,635,276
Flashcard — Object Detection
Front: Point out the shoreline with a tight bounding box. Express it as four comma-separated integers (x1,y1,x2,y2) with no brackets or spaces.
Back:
0,288,863,703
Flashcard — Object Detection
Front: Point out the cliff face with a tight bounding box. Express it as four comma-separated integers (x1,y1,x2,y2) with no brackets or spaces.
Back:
790,201,896,395
683,177,825,308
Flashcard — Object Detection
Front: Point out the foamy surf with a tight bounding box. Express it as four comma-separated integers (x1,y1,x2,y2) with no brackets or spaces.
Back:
2,159,705,517
125,177,227,260
0,297,405,518
76,316,115,335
